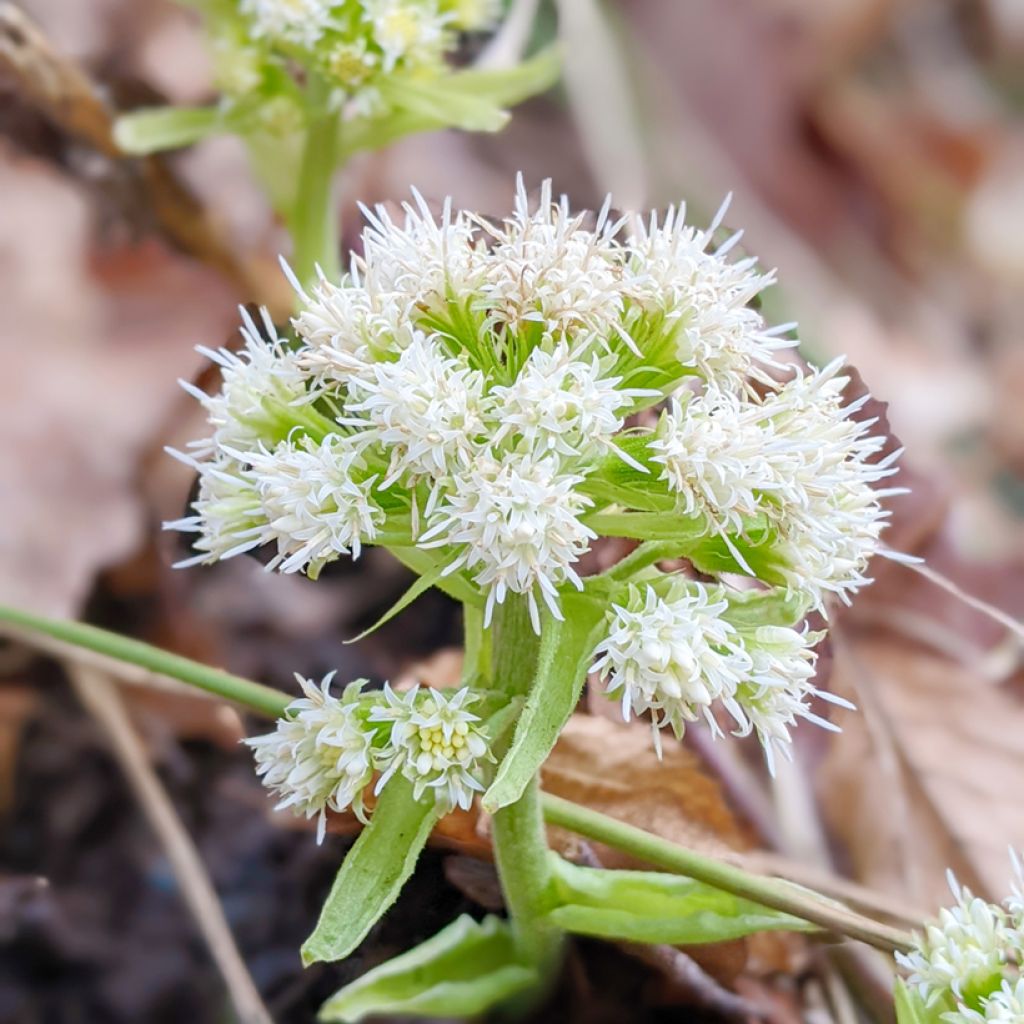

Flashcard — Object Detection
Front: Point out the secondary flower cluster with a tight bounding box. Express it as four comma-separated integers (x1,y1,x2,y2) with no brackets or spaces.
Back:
171,178,900,764
246,674,491,840
209,0,499,125
591,581,847,770
897,858,1024,1023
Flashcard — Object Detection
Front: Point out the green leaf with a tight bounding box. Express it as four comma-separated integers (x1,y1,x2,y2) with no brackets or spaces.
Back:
386,545,483,608
721,587,812,629
545,854,816,945
302,776,441,966
318,915,539,1022
483,591,608,812
114,106,222,154
338,46,560,158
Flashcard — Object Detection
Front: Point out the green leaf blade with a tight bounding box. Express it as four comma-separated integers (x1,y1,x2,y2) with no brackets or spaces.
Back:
114,106,222,154
302,776,441,966
482,591,608,812
546,855,816,945
318,915,539,1022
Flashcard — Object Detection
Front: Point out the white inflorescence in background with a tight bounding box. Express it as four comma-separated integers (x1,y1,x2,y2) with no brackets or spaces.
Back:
896,859,1024,1024
172,177,902,771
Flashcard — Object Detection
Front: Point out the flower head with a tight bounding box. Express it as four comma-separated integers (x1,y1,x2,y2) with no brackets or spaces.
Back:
419,451,596,631
242,433,384,574
592,583,749,749
245,673,376,842
345,332,488,490
240,0,336,47
897,872,1016,1011
370,685,491,811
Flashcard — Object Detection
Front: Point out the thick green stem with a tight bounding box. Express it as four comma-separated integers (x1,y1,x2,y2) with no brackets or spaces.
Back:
488,597,564,997
290,75,340,291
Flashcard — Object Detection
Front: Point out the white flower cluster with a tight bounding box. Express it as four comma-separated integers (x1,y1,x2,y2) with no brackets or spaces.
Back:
246,676,491,838
171,179,901,763
897,861,1024,1024
229,0,497,114
591,582,847,771
650,358,902,608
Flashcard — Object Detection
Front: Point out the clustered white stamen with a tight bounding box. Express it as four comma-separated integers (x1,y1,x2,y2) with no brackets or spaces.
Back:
241,434,384,573
897,860,1024,1024
247,680,493,833
419,452,596,631
245,673,375,842
626,198,795,392
345,332,488,489
370,685,491,811
592,582,846,770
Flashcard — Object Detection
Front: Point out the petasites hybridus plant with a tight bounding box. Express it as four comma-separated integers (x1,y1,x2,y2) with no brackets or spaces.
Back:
166,179,904,1019
895,853,1024,1024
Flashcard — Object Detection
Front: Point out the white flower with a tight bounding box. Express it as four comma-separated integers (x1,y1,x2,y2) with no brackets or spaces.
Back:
344,333,488,492
480,177,627,343
242,433,383,574
490,343,654,463
367,0,448,70
370,685,491,811
357,190,485,313
287,264,410,381
627,198,794,391
897,872,1014,1009
245,673,376,842
650,386,785,535
240,0,335,48
418,451,596,631
180,306,309,458
592,583,750,748
958,979,1024,1023
163,451,267,568
732,624,850,774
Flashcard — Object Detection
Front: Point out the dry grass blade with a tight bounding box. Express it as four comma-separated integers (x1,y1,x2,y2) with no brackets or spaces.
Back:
68,665,274,1024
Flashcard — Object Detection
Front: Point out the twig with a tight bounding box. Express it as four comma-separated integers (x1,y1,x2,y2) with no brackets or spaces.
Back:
68,664,274,1024
0,3,276,307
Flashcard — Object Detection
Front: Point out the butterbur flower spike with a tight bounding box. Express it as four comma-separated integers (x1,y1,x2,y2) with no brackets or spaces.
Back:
896,856,1024,1024
245,673,376,843
370,685,492,812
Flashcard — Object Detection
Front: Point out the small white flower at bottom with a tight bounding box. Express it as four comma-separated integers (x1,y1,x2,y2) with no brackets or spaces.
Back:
245,673,376,843
956,979,1024,1024
592,584,750,750
896,872,1014,1009
370,685,491,812
418,452,596,632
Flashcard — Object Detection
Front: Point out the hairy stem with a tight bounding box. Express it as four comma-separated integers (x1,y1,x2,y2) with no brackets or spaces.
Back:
489,597,564,998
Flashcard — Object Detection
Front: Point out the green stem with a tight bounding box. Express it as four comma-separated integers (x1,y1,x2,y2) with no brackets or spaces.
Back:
290,74,340,291
0,604,290,719
540,793,914,954
492,778,564,975
488,596,564,996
